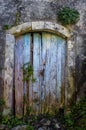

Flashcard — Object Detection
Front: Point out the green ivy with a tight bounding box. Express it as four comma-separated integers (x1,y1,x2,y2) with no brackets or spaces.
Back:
1,115,35,129
2,116,26,129
58,7,80,25
22,62,36,114
65,97,86,130
22,62,36,82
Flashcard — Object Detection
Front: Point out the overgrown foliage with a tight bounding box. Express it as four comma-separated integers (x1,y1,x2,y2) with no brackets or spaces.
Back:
58,7,80,25
65,96,86,130
0,115,35,129
0,95,85,130
1,116,25,129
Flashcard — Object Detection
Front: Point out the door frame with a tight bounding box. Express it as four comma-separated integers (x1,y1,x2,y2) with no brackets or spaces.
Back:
4,21,72,115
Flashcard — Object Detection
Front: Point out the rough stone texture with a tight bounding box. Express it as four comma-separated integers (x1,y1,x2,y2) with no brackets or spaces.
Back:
0,0,86,114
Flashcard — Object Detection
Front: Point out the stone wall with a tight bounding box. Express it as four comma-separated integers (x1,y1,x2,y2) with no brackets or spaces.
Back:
0,0,86,111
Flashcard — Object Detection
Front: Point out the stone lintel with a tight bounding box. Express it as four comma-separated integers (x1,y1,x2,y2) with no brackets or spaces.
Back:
7,21,70,38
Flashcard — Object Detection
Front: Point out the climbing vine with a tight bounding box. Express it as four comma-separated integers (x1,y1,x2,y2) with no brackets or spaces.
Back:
15,12,20,25
22,62,36,114
22,62,36,83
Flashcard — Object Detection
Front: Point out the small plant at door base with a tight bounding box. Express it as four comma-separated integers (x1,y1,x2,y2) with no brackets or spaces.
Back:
58,7,80,25
22,62,36,82
1,116,26,129
1,115,35,129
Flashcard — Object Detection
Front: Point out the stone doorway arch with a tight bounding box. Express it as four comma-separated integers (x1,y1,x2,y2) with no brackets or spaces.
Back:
4,21,71,116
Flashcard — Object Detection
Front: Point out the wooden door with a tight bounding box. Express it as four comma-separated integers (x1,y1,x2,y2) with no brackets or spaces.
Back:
15,32,66,116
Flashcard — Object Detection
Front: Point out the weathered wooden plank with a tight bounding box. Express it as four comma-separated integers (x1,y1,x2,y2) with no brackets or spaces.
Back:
23,34,31,114
41,32,47,113
33,33,41,114
15,36,23,117
56,37,62,103
45,33,53,112
49,34,59,111
61,39,66,105
40,32,45,113
42,32,52,113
